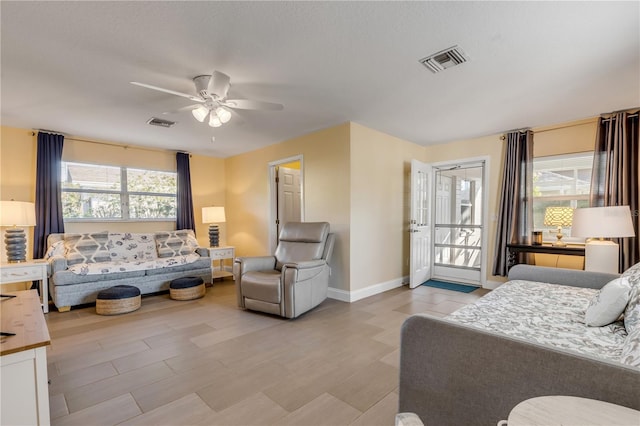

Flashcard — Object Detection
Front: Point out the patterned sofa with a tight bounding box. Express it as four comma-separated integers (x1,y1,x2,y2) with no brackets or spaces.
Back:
399,264,640,425
46,230,211,312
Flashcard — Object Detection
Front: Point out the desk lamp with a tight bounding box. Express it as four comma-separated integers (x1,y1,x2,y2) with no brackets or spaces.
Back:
0,201,36,263
202,206,226,247
544,206,574,246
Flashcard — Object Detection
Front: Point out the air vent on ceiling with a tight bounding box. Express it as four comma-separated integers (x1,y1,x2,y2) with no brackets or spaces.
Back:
419,45,469,74
147,117,176,128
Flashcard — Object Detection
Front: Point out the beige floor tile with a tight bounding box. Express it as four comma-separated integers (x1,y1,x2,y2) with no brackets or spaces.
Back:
143,323,216,348
328,361,399,412
430,300,469,315
49,393,69,420
198,392,288,426
131,362,231,413
51,393,141,426
55,340,150,375
65,362,174,413
393,300,440,315
118,393,213,426
197,360,290,412
111,340,202,373
349,391,399,426
276,393,362,426
380,348,400,369
49,361,118,395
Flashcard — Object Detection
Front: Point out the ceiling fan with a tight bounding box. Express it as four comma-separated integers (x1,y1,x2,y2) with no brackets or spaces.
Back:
131,70,283,128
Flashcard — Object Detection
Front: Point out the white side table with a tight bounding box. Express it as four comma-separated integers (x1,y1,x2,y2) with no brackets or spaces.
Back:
209,246,235,281
502,395,640,426
0,260,48,313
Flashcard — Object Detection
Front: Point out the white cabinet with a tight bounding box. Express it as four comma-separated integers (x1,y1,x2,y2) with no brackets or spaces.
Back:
209,246,235,280
0,290,51,425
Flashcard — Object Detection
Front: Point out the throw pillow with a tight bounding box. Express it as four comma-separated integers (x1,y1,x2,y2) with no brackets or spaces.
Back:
155,230,199,258
63,232,110,266
584,277,632,326
620,326,640,368
45,240,65,259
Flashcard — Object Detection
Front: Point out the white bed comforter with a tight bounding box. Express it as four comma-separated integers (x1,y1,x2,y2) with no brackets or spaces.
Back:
445,280,628,363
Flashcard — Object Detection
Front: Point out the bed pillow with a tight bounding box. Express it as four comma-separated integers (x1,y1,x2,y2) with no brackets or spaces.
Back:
584,277,632,326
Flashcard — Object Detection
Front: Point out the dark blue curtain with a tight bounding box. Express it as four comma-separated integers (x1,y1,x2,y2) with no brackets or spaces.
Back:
176,152,195,232
33,132,65,259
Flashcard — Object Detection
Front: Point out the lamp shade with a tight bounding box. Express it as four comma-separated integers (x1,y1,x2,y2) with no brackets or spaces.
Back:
0,201,36,227
543,206,574,227
202,206,226,224
571,206,636,238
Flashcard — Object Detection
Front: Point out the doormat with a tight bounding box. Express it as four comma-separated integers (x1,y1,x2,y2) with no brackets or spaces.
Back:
421,279,478,293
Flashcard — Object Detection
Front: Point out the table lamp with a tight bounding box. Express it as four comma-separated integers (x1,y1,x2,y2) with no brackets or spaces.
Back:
543,206,574,247
571,206,635,274
0,200,36,263
202,206,226,247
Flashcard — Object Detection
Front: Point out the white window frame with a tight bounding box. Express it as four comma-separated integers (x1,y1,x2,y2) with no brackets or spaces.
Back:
532,152,594,244
61,162,177,222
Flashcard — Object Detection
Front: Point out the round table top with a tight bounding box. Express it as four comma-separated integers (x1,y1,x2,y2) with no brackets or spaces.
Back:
507,396,640,426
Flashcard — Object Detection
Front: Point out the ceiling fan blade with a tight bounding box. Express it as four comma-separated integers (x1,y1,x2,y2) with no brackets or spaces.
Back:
208,71,231,99
130,82,204,102
162,104,202,115
223,99,284,111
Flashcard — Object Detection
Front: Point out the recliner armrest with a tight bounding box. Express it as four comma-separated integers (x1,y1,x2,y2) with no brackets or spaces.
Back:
281,259,326,270
234,256,277,274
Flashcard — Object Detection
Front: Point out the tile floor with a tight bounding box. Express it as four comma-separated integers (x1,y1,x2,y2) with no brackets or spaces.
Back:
45,281,489,426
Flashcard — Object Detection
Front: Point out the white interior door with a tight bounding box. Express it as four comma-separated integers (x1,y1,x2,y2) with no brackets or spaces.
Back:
277,166,301,228
410,159,433,288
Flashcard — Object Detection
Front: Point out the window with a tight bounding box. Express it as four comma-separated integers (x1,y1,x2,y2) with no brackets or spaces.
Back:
61,162,177,220
532,152,593,242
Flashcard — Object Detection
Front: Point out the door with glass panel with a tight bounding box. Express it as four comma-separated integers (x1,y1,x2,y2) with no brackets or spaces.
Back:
433,161,486,285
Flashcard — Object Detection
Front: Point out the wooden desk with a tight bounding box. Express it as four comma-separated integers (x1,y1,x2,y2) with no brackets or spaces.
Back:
0,290,51,425
504,395,640,425
506,243,585,269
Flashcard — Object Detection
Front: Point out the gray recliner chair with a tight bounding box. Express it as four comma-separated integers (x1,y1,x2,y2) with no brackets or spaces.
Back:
233,222,335,319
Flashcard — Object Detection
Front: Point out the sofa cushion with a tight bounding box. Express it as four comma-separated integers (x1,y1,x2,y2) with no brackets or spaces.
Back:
107,232,157,262
145,257,210,276
52,269,146,286
64,232,110,266
155,230,199,258
585,277,632,327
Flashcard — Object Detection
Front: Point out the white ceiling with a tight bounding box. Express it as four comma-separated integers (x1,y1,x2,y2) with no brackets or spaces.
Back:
1,1,639,158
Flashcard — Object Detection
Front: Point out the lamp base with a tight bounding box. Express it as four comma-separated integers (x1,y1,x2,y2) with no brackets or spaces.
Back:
552,228,566,247
585,240,619,274
208,225,220,247
4,227,27,263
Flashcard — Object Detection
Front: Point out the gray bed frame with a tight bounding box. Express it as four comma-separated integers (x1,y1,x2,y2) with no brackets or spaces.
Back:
398,265,640,425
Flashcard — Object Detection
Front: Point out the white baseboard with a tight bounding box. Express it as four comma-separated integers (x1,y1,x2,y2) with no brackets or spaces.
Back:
328,276,407,303
483,280,504,290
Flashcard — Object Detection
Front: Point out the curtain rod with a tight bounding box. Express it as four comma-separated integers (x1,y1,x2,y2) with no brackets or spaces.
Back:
30,130,188,155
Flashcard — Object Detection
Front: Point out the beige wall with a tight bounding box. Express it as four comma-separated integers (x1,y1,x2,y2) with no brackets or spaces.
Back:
225,123,351,291
423,118,599,284
0,127,224,249
349,123,424,291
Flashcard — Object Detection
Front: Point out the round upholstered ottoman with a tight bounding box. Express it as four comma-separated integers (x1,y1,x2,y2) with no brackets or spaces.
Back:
170,277,205,301
95,285,141,315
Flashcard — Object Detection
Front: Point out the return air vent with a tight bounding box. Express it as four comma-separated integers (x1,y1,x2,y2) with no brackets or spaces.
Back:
146,117,176,128
419,46,469,73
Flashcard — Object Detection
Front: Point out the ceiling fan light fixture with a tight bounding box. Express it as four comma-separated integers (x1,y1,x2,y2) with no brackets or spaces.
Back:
215,107,232,124
209,114,222,128
192,106,209,122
